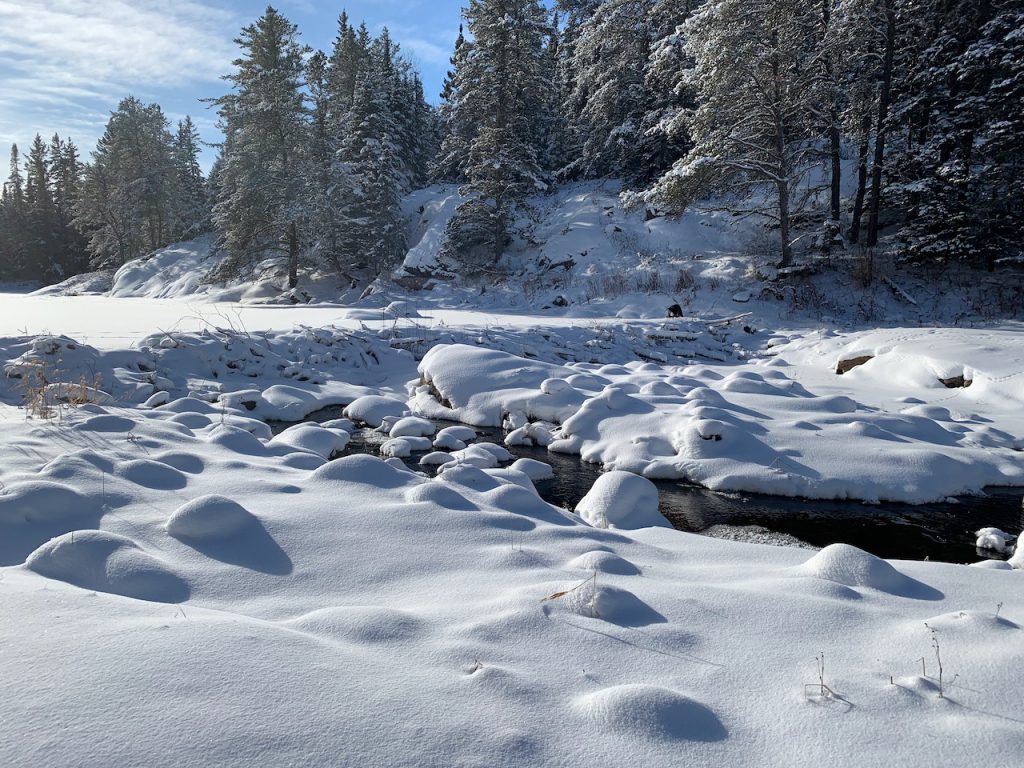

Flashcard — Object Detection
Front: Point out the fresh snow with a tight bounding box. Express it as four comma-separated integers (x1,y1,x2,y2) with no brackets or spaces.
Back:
3,183,1024,767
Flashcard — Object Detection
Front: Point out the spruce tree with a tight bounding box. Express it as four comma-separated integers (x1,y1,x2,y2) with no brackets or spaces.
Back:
642,0,822,267
564,0,655,182
434,24,475,182
442,0,551,267
213,6,310,288
24,135,63,278
171,117,210,240
75,97,178,267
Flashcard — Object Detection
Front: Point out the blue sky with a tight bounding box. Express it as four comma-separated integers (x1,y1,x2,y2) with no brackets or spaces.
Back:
0,1,466,169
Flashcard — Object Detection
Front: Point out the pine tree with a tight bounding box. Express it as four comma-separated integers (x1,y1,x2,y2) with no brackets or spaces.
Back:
886,0,1023,268
171,117,210,240
75,97,178,267
4,144,24,211
336,65,406,278
442,0,551,267
640,0,703,185
434,24,474,182
213,6,310,289
0,144,27,278
171,117,208,240
23,135,63,278
537,12,567,173
564,0,656,182
48,135,88,275
642,0,823,267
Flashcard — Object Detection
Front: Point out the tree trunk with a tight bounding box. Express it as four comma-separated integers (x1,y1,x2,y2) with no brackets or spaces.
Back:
866,2,896,248
823,0,841,223
287,221,299,289
778,179,792,268
829,118,842,223
849,112,872,244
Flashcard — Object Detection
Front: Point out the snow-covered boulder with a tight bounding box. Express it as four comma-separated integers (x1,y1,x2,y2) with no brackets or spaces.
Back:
975,527,1013,553
575,471,670,530
344,395,408,427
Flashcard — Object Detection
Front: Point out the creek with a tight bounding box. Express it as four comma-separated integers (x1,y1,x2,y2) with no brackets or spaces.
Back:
271,407,1022,564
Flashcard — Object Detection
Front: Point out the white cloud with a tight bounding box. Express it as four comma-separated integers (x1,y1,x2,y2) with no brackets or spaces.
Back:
0,0,237,151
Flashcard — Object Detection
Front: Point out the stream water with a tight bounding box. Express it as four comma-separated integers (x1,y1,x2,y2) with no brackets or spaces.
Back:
271,407,1022,564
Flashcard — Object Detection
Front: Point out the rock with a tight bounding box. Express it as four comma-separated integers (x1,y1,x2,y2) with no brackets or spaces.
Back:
836,355,873,374
940,375,972,389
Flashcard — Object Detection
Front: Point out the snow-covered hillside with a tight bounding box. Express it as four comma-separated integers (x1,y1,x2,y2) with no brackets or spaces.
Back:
36,184,1024,337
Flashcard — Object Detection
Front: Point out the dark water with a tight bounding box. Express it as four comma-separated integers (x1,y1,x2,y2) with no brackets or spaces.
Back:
270,408,1022,564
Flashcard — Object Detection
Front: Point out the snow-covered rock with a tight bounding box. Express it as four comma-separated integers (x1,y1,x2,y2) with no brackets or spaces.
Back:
575,471,669,530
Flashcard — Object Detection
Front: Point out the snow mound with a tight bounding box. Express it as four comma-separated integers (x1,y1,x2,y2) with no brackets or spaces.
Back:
419,451,454,466
153,452,206,475
389,416,436,438
975,527,1014,553
110,235,218,298
344,395,408,427
75,414,136,432
573,685,727,743
510,458,554,481
441,444,502,470
1010,541,1024,570
0,481,93,523
795,544,942,599
117,459,188,490
416,344,576,426
404,481,479,511
25,531,189,603
381,436,432,458
567,550,641,576
287,606,426,644
166,495,259,541
575,471,670,530
270,423,350,460
206,425,268,456
311,454,419,489
434,425,476,449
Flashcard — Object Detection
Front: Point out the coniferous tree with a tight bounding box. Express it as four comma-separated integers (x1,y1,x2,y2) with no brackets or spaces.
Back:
642,0,823,267
0,144,28,278
48,135,88,275
442,0,551,267
336,63,406,278
4,144,24,208
213,6,310,288
171,117,210,240
75,97,178,267
886,0,1023,268
564,0,655,182
434,24,475,182
23,135,64,278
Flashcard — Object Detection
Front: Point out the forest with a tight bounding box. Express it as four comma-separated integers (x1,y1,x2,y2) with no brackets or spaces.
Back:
1,0,1021,287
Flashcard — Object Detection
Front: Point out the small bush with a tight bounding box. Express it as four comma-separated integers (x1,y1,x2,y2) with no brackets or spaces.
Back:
634,270,665,294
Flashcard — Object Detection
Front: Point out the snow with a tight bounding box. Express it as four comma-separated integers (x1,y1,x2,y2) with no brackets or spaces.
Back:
975,527,1014,553
575,471,671,530
3,182,1024,767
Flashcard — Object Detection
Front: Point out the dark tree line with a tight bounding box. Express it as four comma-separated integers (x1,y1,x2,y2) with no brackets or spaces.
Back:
1,104,210,281
3,1,1021,286
437,0,1024,270
212,8,437,290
